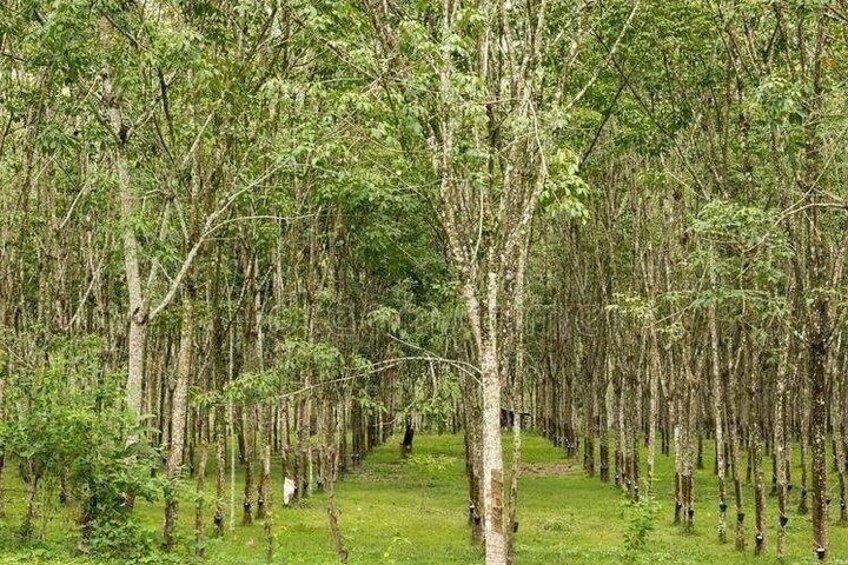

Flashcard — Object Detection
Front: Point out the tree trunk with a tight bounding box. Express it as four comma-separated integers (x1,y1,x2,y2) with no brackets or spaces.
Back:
708,258,727,542
99,22,148,426
809,297,829,559
646,329,660,495
214,405,226,537
775,335,790,561
799,380,810,515
750,355,765,555
0,372,5,518
163,292,194,550
242,407,255,525
727,343,746,551
195,415,209,557
257,404,271,520
462,361,483,544
480,329,506,564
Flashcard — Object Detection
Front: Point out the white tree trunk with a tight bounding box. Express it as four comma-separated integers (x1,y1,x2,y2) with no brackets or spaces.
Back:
166,294,193,475
480,271,506,565
99,21,147,422
163,293,194,547
481,336,506,564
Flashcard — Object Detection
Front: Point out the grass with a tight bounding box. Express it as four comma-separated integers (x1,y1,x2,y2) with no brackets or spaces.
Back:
1,432,847,563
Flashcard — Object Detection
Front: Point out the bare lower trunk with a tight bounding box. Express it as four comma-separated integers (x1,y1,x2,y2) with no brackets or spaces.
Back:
775,338,790,560
809,297,828,560
163,293,194,549
834,384,847,525
0,451,4,519
727,360,745,551
601,375,613,484
616,375,627,489
584,373,596,478
751,383,765,555
257,404,271,520
462,369,483,544
506,253,527,563
214,406,226,536
242,408,255,526
195,420,209,557
673,422,682,525
682,399,696,533
506,413,522,563
228,403,236,532
19,468,40,541
0,373,5,517
646,331,660,494
709,257,726,542
799,385,810,515
481,334,506,564
326,448,348,563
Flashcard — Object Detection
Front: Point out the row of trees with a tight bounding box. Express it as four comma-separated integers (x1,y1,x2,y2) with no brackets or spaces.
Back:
1,0,847,564
0,0,463,557
529,1,848,561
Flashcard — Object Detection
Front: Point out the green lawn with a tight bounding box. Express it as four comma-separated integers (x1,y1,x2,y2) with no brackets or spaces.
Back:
1,433,847,563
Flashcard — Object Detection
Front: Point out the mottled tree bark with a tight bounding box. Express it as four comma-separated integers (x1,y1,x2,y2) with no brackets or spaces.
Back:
709,251,727,542
163,292,195,550
195,414,209,557
775,336,790,560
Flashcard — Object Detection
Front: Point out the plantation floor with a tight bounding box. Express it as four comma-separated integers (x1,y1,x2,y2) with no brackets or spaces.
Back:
1,433,847,563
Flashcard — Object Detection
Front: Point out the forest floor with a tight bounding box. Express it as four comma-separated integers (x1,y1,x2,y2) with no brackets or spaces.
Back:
1,433,847,564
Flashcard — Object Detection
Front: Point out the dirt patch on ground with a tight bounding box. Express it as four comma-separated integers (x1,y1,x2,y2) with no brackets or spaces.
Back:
520,461,576,476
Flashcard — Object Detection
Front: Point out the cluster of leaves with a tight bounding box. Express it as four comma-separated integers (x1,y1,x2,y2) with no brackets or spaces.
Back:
621,494,659,564
406,453,458,487
608,292,655,323
541,147,591,221
690,200,792,320
222,338,364,405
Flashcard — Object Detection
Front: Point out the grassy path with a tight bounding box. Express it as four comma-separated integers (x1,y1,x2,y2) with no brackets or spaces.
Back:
1,433,847,563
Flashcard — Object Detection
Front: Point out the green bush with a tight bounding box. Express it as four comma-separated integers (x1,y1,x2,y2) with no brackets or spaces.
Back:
622,494,659,563
0,334,163,556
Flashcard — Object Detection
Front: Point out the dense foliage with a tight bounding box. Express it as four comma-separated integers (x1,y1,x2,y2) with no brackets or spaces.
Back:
1,1,847,563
